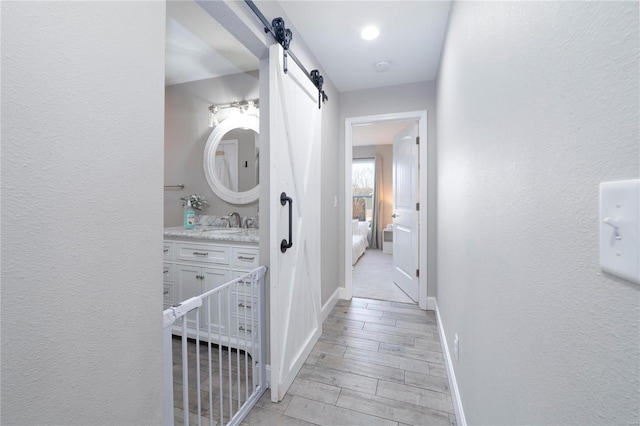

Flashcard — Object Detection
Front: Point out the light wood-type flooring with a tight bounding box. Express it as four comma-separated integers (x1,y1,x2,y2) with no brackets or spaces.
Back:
243,298,457,426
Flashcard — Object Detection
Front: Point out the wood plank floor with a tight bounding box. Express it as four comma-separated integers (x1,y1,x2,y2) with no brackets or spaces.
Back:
243,298,457,426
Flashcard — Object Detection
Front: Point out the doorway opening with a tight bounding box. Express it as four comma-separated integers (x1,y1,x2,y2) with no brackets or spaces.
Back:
344,111,429,308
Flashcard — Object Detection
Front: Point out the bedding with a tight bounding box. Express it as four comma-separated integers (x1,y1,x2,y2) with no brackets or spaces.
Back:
352,220,369,265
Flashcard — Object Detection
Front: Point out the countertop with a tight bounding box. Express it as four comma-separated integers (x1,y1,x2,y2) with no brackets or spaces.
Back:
164,226,259,243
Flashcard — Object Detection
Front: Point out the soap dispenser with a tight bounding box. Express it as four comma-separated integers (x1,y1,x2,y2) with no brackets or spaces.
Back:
184,200,195,229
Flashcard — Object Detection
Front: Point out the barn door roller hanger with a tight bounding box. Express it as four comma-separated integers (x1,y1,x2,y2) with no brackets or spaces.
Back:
244,0,328,109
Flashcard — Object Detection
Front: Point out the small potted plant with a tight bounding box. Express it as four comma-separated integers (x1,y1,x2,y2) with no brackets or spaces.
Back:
180,194,208,228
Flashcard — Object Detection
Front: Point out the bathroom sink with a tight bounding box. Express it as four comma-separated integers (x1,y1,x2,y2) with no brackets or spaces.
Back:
199,227,243,234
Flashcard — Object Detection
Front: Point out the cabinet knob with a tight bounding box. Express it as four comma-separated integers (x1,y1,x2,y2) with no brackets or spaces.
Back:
163,290,169,295
238,302,252,309
238,256,255,261
193,252,209,257
238,325,252,333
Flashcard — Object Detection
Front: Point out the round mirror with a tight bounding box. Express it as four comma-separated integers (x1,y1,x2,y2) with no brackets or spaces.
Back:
203,113,260,204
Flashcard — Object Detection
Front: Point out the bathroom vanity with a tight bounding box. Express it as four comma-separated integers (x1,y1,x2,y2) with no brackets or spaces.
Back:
163,226,259,339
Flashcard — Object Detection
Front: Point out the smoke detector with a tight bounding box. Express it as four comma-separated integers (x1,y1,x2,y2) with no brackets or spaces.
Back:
375,61,390,72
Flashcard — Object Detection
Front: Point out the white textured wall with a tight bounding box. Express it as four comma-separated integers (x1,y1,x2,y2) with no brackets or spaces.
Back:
1,2,165,423
437,2,639,424
339,82,437,298
164,72,260,226
320,79,340,305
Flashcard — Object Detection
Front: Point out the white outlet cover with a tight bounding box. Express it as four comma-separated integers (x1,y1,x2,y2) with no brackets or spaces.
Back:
599,179,640,284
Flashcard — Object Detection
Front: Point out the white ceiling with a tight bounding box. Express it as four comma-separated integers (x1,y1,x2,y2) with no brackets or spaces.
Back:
165,1,451,92
165,1,258,86
352,120,415,146
276,1,451,92
165,1,447,146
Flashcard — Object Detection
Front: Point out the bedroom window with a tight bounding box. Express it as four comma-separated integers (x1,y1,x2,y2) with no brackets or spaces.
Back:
352,158,375,224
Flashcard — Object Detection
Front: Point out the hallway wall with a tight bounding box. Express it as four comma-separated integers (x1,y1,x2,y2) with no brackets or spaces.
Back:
339,82,437,299
436,1,639,424
1,2,165,423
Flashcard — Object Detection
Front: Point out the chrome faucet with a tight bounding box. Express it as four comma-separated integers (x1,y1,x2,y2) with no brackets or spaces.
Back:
228,212,241,228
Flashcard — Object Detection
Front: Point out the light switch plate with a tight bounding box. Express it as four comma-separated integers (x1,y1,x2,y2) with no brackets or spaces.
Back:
599,179,640,284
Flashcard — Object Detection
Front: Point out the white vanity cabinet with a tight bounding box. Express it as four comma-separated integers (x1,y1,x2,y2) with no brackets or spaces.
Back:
163,237,259,339
229,271,260,338
163,241,175,310
228,248,261,338
175,263,229,333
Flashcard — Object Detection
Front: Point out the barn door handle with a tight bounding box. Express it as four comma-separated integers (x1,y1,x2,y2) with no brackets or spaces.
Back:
280,192,293,253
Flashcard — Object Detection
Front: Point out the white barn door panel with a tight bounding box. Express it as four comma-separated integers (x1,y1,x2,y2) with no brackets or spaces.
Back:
269,44,322,402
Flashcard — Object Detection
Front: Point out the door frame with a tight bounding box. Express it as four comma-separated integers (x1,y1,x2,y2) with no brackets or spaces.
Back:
344,111,429,309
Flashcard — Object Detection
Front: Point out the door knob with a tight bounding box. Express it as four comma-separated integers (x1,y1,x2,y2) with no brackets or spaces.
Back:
392,213,399,218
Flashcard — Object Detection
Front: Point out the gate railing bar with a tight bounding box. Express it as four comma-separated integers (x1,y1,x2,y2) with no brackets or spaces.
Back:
163,266,268,426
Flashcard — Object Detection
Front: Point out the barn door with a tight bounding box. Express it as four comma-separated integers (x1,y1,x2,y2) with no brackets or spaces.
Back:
269,44,322,402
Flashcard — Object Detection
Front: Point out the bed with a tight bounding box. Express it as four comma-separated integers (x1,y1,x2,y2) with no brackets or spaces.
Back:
352,219,369,266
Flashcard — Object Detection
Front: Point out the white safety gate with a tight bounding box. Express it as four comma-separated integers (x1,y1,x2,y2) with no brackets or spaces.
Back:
162,266,268,426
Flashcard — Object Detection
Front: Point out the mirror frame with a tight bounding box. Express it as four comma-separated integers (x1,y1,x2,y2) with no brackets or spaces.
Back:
203,113,260,205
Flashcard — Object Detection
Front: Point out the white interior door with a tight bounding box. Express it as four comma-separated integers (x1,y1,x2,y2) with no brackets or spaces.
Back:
269,44,322,402
218,140,238,191
392,123,419,302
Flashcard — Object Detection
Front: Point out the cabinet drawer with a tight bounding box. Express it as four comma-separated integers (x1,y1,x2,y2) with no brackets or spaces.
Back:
231,315,255,336
163,262,174,283
234,299,256,314
176,243,229,265
163,242,174,261
231,247,259,269
163,283,174,307
231,272,260,298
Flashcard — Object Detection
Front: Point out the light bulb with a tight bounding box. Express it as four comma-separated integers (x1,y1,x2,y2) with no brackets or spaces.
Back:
245,101,257,117
208,106,218,128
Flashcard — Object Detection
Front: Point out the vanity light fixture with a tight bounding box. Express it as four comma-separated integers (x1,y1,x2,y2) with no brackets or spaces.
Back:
207,99,260,128
208,106,219,128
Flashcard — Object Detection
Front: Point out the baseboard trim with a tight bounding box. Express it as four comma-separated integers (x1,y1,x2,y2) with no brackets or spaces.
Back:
427,296,436,311
435,300,467,426
321,287,341,322
265,364,271,389
338,286,350,301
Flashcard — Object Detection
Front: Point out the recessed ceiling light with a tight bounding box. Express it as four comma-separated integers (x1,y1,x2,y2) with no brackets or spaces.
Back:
360,26,380,41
